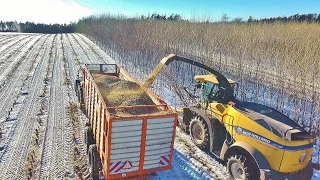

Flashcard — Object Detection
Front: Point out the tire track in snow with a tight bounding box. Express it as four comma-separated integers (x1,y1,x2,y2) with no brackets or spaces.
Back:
0,34,53,179
39,34,70,179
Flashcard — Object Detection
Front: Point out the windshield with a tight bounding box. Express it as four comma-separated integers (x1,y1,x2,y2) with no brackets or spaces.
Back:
201,82,219,102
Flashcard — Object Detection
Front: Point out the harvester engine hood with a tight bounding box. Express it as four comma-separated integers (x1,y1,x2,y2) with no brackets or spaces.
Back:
237,102,315,141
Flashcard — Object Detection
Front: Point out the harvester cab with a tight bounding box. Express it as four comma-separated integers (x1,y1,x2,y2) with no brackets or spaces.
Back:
194,74,235,104
144,54,315,180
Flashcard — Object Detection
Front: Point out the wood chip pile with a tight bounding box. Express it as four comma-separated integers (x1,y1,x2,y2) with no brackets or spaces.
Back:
92,73,163,117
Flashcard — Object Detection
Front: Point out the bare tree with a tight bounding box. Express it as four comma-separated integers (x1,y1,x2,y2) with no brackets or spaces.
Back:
221,14,229,23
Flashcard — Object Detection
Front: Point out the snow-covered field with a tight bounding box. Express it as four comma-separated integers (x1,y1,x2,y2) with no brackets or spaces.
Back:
0,33,318,180
0,33,230,180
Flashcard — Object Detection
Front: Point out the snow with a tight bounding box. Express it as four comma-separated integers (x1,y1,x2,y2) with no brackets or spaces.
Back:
0,33,318,179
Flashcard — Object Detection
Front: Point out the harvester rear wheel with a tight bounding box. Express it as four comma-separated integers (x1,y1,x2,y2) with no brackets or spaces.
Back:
189,116,210,150
226,151,259,180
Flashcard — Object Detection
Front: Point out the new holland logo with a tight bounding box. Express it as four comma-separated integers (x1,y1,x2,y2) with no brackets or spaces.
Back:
299,152,307,163
235,127,243,134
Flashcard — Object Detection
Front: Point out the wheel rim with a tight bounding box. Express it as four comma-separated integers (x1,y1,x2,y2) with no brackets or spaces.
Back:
230,162,246,180
191,123,204,142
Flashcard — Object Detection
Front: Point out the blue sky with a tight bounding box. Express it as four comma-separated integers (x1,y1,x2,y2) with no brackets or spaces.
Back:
75,0,320,21
0,0,320,24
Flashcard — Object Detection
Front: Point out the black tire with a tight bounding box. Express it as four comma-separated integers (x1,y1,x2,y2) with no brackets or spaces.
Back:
76,85,83,108
189,116,210,150
85,127,94,153
75,79,81,92
0,122,4,135
226,151,260,180
88,144,100,180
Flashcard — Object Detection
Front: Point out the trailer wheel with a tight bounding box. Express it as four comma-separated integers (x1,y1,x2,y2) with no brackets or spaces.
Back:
88,144,101,180
75,79,80,92
189,116,210,150
0,122,4,135
76,85,83,108
226,151,259,180
85,127,94,152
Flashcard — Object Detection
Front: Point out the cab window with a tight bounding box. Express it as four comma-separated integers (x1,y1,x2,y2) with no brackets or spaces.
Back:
201,82,218,102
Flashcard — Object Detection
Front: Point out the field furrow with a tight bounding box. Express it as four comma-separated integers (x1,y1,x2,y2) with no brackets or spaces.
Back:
0,35,46,122
0,34,54,179
67,34,93,64
0,34,30,55
39,35,69,179
0,35,41,87
77,33,115,63
39,34,90,179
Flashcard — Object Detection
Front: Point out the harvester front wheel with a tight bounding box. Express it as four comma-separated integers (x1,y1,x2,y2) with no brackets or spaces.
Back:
189,116,210,150
226,152,259,180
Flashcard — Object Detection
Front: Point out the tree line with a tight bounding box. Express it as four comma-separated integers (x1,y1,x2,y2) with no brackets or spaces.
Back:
1,12,320,33
0,21,75,33
141,13,182,21
248,13,320,23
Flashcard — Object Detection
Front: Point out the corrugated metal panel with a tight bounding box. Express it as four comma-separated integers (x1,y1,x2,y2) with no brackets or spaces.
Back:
144,159,162,166
111,141,142,149
146,133,173,140
145,138,173,145
149,117,175,124
143,117,175,170
111,136,142,143
145,143,172,151
111,146,141,154
112,120,142,127
110,119,142,174
112,130,141,138
111,124,142,133
144,147,171,156
145,127,174,135
111,156,140,163
143,164,161,170
110,151,140,161
147,122,175,129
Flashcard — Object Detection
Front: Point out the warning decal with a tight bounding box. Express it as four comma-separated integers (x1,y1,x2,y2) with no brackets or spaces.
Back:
159,155,170,166
122,161,132,170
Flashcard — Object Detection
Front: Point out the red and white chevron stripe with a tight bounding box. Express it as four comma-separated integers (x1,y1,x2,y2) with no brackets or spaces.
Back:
109,161,122,174
159,155,170,166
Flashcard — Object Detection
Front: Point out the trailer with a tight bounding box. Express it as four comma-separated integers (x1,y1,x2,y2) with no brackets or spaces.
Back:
76,64,177,180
